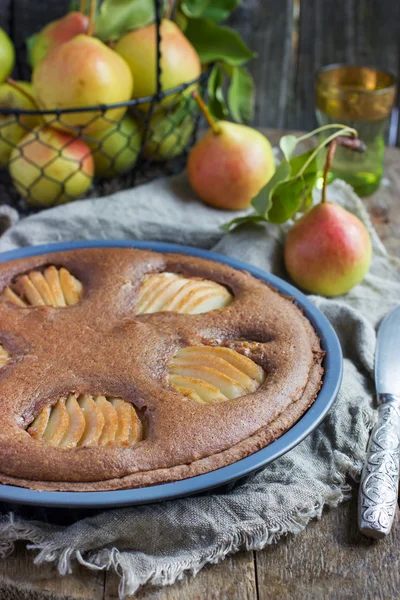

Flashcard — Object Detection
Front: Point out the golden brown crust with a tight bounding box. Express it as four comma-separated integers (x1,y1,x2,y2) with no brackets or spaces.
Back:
0,248,324,491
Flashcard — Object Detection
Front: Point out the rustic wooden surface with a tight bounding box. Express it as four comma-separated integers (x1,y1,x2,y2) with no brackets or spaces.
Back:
0,130,399,599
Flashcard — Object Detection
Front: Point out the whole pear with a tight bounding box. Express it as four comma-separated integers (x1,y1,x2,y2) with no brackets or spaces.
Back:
9,126,94,206
142,107,195,160
187,121,275,210
284,202,372,296
33,35,133,134
0,81,39,164
115,20,201,111
0,29,15,83
30,11,89,68
86,116,140,178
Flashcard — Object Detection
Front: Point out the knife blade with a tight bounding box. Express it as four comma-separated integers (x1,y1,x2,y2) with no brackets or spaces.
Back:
358,304,400,538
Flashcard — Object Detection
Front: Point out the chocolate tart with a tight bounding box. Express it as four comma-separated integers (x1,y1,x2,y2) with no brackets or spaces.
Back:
0,248,324,492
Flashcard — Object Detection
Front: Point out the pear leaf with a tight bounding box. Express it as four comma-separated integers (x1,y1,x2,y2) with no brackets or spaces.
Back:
95,0,167,41
181,0,240,22
267,150,318,223
251,160,291,215
207,65,229,119
184,18,256,65
221,214,269,232
279,134,298,161
227,65,254,123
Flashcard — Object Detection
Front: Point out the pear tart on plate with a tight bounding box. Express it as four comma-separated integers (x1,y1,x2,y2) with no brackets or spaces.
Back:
0,248,324,492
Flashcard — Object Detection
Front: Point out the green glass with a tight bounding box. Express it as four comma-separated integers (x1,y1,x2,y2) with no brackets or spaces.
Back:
315,65,396,196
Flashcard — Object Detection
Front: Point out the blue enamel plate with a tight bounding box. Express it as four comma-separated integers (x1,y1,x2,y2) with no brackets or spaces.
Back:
0,240,343,508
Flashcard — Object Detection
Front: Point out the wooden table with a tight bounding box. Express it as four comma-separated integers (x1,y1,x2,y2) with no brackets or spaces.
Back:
0,131,399,600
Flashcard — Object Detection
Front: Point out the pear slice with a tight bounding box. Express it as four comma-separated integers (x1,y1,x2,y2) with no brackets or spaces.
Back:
172,354,257,393
181,346,266,384
42,399,69,446
182,287,232,314
111,398,133,445
0,344,10,368
78,394,105,446
18,275,45,306
141,275,188,313
129,404,143,443
44,266,66,307
169,363,244,400
96,396,118,446
0,286,27,307
59,394,85,449
59,268,82,306
172,384,206,404
29,271,55,306
169,374,227,403
28,406,51,440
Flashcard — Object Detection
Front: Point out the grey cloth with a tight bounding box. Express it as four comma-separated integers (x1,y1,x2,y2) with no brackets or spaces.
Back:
0,175,399,598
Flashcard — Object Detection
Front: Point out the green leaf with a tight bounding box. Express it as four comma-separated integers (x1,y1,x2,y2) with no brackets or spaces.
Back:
221,214,268,232
95,0,167,41
279,134,298,162
207,65,229,120
251,160,291,215
184,18,256,65
181,0,240,22
267,150,318,223
69,0,81,10
227,65,254,123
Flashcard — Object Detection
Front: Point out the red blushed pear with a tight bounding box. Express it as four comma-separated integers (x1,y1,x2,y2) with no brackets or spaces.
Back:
33,0,133,135
9,127,94,207
30,12,89,68
187,92,275,210
284,140,372,296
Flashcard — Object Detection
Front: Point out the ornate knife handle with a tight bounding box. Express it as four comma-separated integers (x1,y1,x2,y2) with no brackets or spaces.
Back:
358,395,400,539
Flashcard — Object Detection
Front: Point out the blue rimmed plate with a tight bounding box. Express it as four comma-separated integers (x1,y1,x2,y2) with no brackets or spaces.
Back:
0,240,343,508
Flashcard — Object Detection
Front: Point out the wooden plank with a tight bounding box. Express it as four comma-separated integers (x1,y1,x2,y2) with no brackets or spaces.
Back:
255,494,400,600
227,0,294,129
104,550,257,600
0,541,105,600
0,1,12,34
291,0,400,132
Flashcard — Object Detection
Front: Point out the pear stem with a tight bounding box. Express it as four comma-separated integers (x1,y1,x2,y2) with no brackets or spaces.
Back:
166,0,175,19
6,78,42,113
192,90,221,135
321,140,337,203
87,0,96,36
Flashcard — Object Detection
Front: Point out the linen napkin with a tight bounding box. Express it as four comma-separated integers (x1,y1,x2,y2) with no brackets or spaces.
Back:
0,175,399,599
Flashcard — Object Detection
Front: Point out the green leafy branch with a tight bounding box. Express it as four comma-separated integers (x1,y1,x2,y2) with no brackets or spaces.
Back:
177,0,256,124
222,125,359,232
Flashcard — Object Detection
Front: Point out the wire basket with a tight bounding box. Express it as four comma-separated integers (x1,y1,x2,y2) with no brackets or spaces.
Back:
0,0,207,214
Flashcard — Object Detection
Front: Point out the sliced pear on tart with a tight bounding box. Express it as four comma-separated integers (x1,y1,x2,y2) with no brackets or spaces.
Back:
137,273,232,314
169,346,266,404
27,394,143,448
0,267,82,308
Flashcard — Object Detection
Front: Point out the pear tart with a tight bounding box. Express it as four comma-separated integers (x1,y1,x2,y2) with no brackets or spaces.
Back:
0,248,324,492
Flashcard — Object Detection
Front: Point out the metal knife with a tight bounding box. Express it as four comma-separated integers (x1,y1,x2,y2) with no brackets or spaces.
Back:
358,304,400,539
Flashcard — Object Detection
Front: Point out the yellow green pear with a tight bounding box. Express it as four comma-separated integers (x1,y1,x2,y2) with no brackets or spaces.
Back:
86,116,140,178
0,81,39,164
9,126,94,206
143,109,195,160
33,35,133,134
0,29,15,83
115,19,201,111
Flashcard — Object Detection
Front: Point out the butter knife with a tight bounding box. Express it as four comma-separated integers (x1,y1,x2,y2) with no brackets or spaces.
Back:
358,304,400,538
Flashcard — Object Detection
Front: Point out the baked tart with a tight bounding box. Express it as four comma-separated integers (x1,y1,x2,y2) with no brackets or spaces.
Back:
0,248,324,491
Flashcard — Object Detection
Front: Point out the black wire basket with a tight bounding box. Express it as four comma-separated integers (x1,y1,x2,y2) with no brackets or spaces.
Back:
0,0,207,214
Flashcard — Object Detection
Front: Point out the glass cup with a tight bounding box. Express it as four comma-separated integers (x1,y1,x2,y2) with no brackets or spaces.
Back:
315,64,396,196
